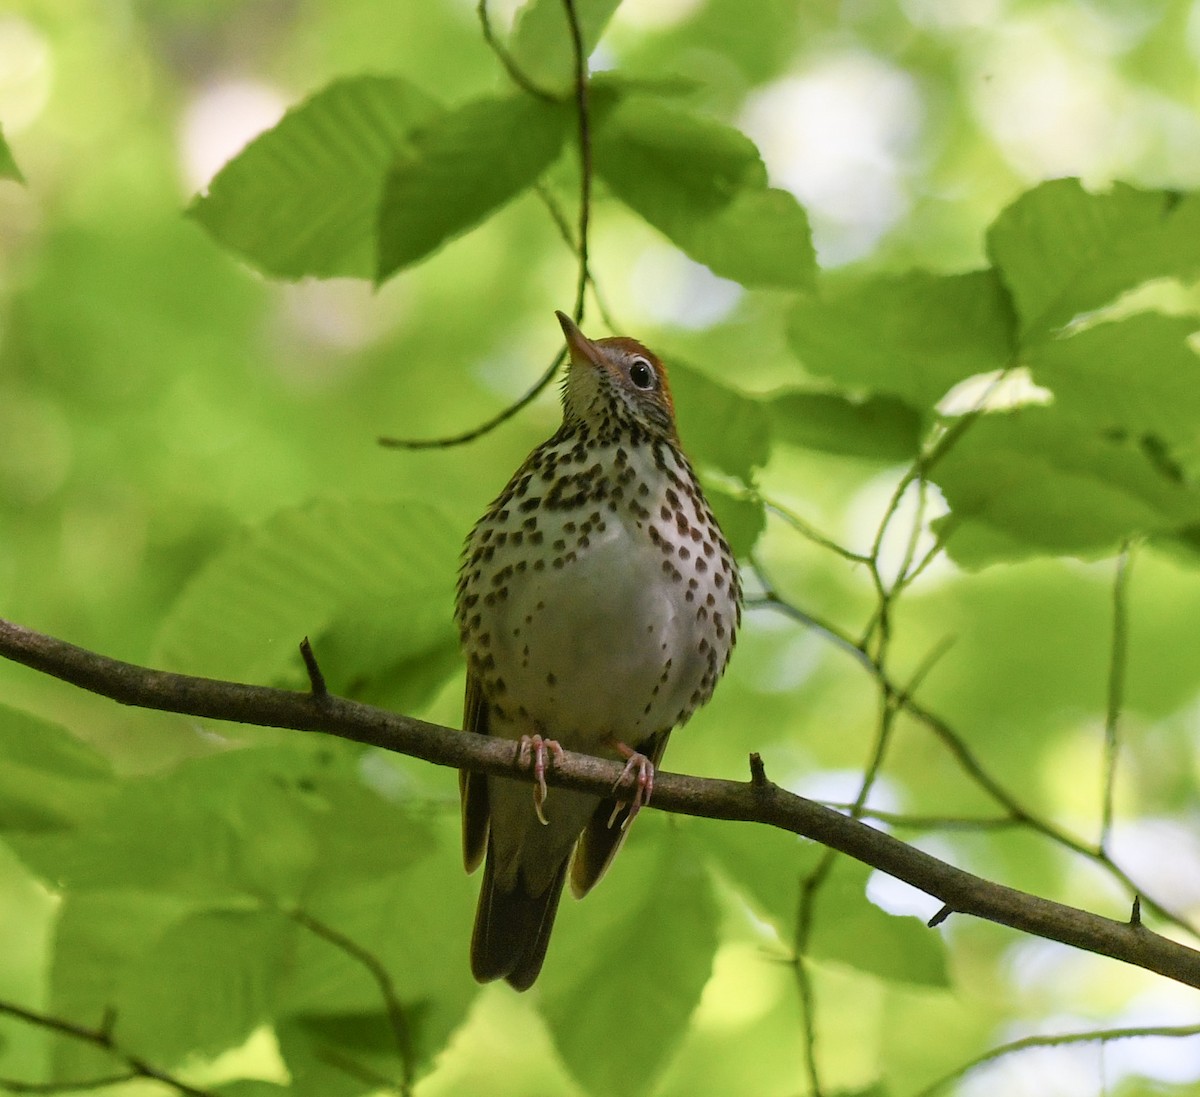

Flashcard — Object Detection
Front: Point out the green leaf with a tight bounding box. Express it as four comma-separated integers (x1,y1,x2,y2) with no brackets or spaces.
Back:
540,827,719,1097
807,857,948,988
48,890,196,1081
276,1012,404,1097
277,841,477,1083
681,186,815,290
0,124,24,184
115,908,296,1063
769,390,923,461
511,0,624,90
671,360,771,484
704,484,765,558
700,816,809,936
377,93,571,282
1026,314,1200,447
188,76,441,279
787,269,1016,409
930,406,1200,566
217,1083,293,1097
987,179,1200,342
11,744,435,902
0,705,114,832
705,825,947,986
153,498,460,690
594,98,815,289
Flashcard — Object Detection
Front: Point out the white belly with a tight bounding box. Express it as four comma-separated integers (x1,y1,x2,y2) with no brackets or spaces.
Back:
457,439,737,752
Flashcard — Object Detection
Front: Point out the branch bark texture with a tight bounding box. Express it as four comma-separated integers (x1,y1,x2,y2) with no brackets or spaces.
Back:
1,616,1197,989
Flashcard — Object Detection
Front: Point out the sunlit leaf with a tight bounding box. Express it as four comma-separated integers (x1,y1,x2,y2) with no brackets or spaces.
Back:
0,705,114,832
787,269,1016,409
931,406,1200,566
189,76,441,279
115,908,296,1063
807,857,948,988
1027,313,1200,447
511,0,625,90
0,124,23,184
153,498,460,692
377,93,571,281
595,98,815,288
10,744,435,902
540,828,719,1097
987,179,1200,342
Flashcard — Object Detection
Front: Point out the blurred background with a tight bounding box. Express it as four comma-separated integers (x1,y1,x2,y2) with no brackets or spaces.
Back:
4,1,1200,1094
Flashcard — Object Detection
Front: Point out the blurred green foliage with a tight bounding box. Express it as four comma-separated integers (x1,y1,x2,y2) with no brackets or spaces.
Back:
3,1,1200,1096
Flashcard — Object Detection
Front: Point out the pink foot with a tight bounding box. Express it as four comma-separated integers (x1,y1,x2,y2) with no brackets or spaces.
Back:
517,734,564,825
605,739,654,830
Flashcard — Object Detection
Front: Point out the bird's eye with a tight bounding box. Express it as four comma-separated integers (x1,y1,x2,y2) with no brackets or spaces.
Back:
629,358,655,390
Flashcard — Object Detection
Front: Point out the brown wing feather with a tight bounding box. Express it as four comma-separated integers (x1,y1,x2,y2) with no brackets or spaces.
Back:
569,730,671,898
460,672,491,873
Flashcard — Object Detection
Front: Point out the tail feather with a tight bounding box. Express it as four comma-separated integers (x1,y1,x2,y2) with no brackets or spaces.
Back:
471,842,569,991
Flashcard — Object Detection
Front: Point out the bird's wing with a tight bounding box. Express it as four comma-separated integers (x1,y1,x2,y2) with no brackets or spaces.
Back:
460,671,491,873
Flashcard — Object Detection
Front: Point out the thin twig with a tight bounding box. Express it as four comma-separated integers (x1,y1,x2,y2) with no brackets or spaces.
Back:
0,1072,138,1093
561,0,592,320
290,910,415,1096
1102,540,1136,852
752,576,1198,940
764,499,872,565
475,0,557,101
0,1000,216,1097
908,1021,1200,1097
377,350,566,450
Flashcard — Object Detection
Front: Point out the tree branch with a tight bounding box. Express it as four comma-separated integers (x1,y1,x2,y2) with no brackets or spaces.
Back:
1,615,1199,989
0,999,216,1097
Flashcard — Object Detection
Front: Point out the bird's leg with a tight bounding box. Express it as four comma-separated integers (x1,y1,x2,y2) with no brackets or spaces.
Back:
517,734,564,826
604,737,654,830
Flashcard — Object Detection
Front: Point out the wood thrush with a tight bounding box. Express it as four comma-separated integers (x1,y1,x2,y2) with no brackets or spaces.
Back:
454,311,741,989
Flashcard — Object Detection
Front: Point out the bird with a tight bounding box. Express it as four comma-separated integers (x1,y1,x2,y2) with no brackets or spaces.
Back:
454,310,741,990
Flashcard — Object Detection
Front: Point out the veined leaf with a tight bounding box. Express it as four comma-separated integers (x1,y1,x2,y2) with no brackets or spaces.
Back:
189,76,441,279
376,93,571,282
540,828,718,1097
787,269,1015,409
930,405,1200,566
987,179,1200,343
595,97,815,289
511,0,625,90
153,498,459,692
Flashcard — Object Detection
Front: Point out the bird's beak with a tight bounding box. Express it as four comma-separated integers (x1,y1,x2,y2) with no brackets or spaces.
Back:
556,310,603,368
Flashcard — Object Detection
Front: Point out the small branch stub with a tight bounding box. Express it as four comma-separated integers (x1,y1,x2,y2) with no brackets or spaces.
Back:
749,751,770,788
928,904,953,928
299,637,328,698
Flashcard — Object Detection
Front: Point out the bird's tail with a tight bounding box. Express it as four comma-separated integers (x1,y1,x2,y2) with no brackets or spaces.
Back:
470,841,569,991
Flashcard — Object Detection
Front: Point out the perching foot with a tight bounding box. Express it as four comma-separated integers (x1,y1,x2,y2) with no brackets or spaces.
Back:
517,734,564,825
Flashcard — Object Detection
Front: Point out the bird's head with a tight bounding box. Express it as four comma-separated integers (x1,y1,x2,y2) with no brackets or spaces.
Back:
556,311,678,441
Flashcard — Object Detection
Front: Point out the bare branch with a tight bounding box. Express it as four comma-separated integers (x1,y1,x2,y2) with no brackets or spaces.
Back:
0,999,217,1097
2,616,1200,990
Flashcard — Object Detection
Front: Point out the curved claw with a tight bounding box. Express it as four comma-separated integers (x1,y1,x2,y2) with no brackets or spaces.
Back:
517,734,564,825
606,742,655,831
